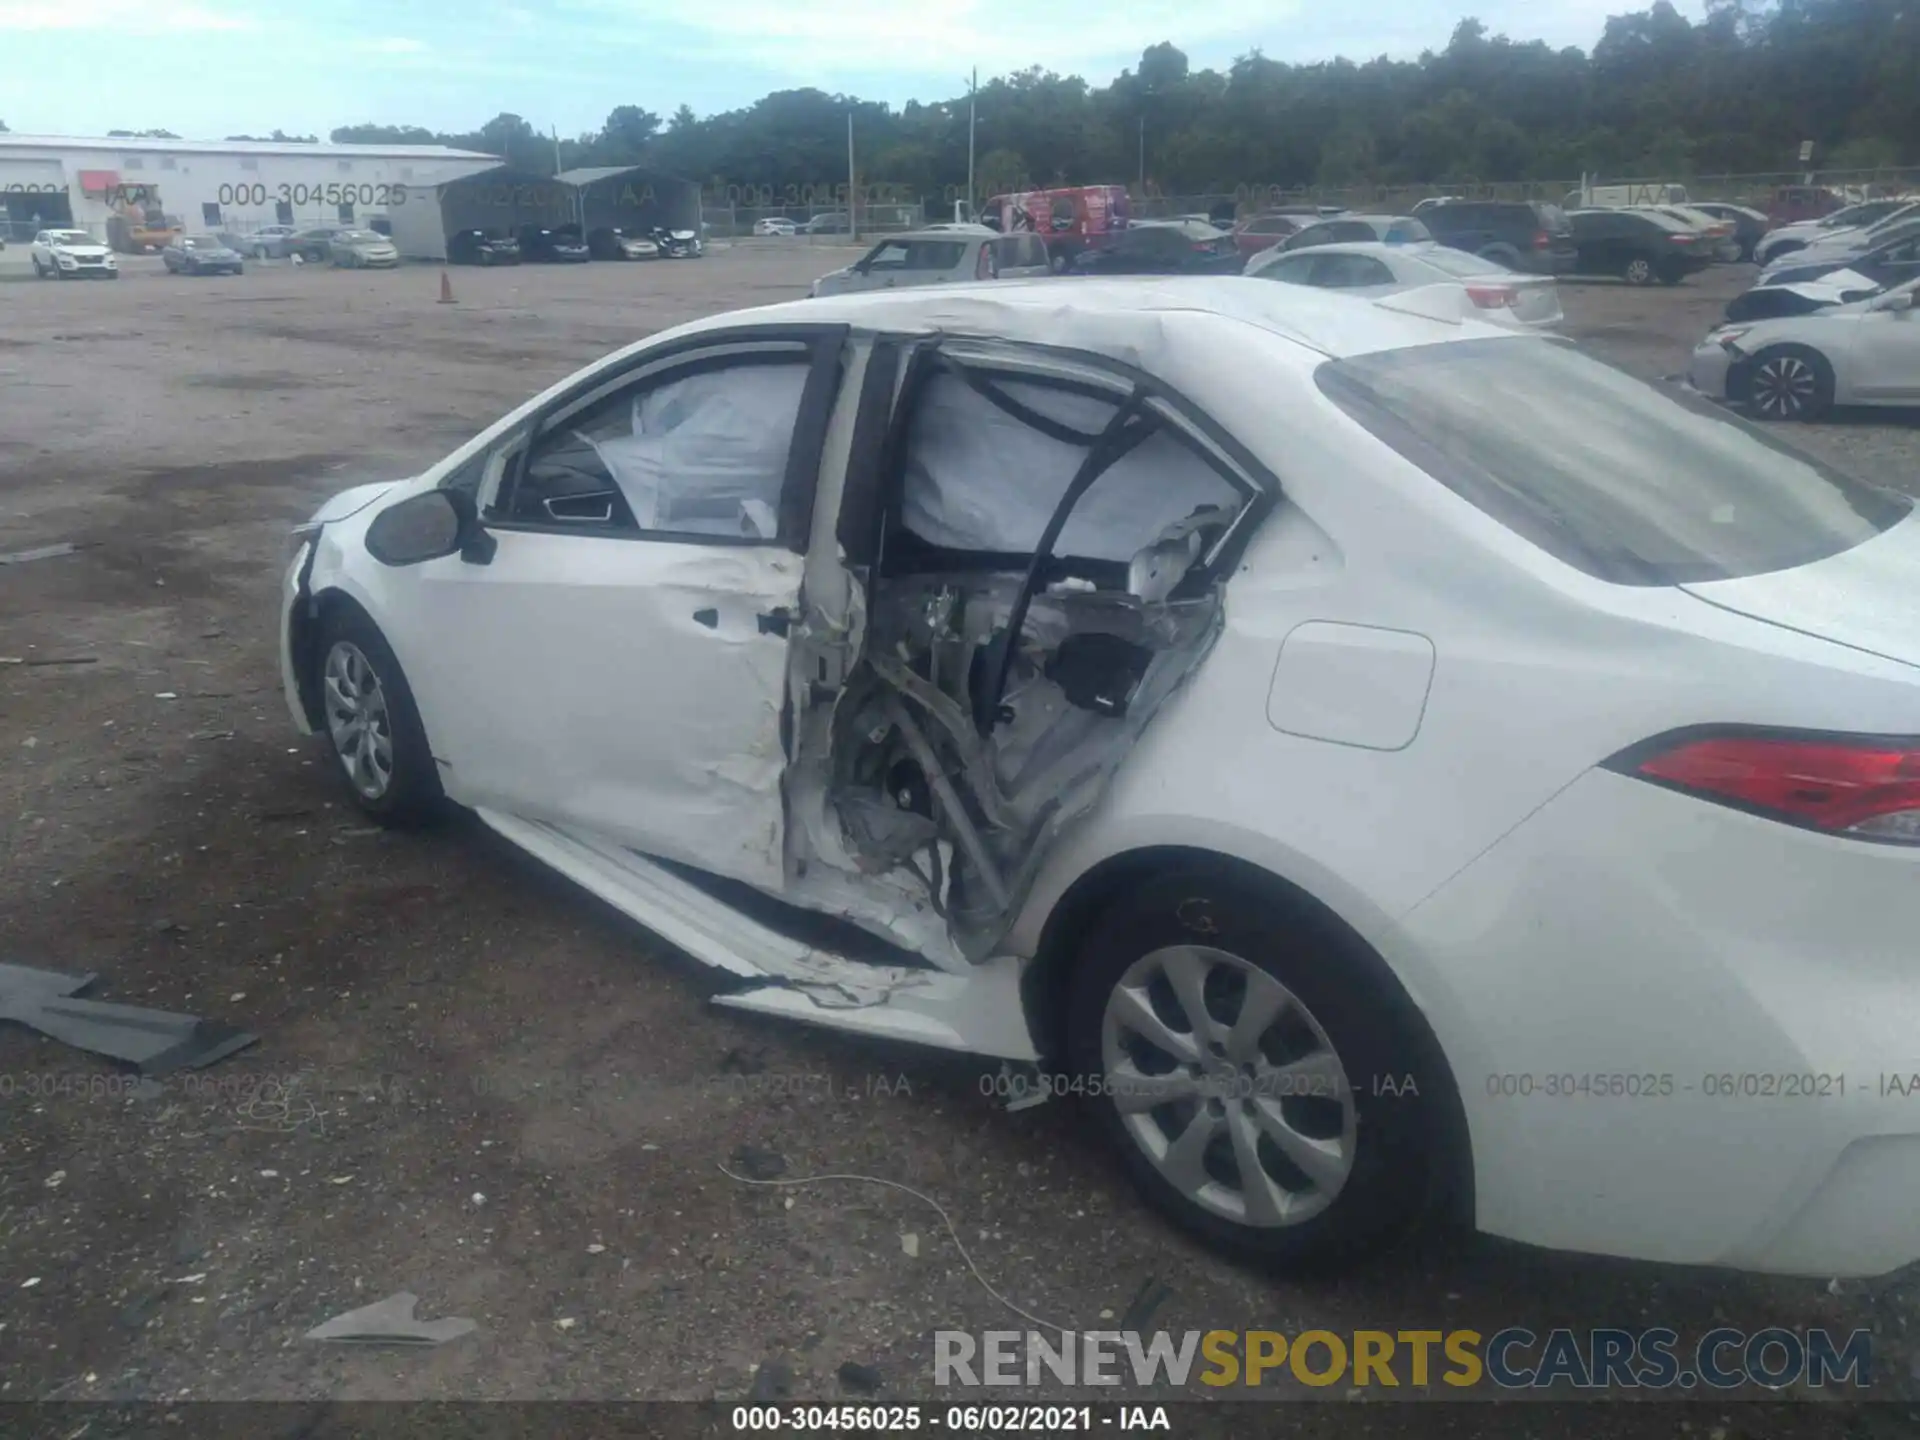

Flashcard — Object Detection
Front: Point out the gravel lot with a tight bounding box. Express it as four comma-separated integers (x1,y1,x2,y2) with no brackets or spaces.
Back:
2,249,1917,1432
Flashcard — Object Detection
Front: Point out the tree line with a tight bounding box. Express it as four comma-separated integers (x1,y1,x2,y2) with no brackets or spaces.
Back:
49,1,1920,203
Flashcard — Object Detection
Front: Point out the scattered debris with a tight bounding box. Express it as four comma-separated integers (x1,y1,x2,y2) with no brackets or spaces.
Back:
749,1359,795,1403
469,1192,487,1208
304,1291,477,1347
21,1277,41,1289
554,1317,577,1332
586,1244,606,1255
151,919,185,936
45,1171,65,1190
900,1232,921,1259
328,1175,354,1186
1118,1275,1175,1333
189,730,236,742
838,1361,883,1394
0,962,258,1077
166,1274,207,1285
0,656,98,668
730,1145,787,1181
153,692,178,701
0,542,79,566
719,1046,767,1076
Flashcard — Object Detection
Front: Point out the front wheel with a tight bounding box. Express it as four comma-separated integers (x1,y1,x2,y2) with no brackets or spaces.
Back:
1740,345,1835,423
315,608,443,825
1064,870,1451,1272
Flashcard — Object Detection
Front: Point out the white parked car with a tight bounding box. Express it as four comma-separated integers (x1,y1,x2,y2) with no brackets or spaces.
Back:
1245,241,1563,329
753,217,798,237
280,279,1920,1278
29,228,117,279
1754,196,1920,266
810,230,1051,298
1687,276,1920,420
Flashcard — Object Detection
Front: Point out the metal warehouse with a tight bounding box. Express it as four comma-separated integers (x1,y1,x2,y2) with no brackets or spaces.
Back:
555,167,702,238
384,166,703,260
0,134,500,245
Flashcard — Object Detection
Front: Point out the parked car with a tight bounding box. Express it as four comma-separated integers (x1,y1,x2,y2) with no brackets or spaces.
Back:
1723,269,1889,323
586,227,660,261
1230,212,1308,258
1758,226,1920,292
1758,211,1920,283
981,185,1131,269
287,226,345,263
803,212,851,235
446,229,522,266
1642,205,1740,262
225,224,299,259
1276,214,1434,253
1412,199,1577,275
1069,220,1241,275
1688,276,1920,420
1688,202,1772,263
753,217,798,237
1753,197,1919,266
329,229,400,269
811,230,1051,297
162,234,244,276
1763,184,1846,226
1246,241,1563,329
517,225,591,263
28,228,117,279
280,276,1920,1281
1565,207,1712,284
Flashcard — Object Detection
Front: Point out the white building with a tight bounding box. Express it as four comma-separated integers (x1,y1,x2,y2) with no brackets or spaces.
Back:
0,133,500,243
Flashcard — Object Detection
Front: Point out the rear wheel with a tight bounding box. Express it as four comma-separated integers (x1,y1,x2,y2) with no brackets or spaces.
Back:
1622,255,1655,285
314,607,442,826
1740,345,1834,422
1064,869,1451,1272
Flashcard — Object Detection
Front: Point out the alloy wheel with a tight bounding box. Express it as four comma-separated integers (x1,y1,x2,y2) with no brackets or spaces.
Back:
323,640,396,800
1624,257,1652,284
1100,944,1358,1228
1750,354,1817,419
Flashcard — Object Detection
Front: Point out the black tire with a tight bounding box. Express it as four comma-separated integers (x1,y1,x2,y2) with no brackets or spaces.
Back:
1738,344,1835,423
1064,867,1452,1273
313,606,443,826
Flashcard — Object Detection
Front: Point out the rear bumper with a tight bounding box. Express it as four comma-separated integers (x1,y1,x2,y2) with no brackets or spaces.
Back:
1403,768,1920,1276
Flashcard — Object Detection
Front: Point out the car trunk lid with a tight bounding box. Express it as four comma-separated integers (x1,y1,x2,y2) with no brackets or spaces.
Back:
1681,512,1920,670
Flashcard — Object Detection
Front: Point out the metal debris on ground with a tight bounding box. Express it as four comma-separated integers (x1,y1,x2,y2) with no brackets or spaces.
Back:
729,1145,788,1181
303,1291,477,1346
1118,1274,1175,1333
0,656,98,667
0,962,258,1077
0,542,80,565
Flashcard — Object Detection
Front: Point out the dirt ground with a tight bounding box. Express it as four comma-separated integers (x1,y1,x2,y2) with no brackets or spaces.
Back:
3,249,1919,1432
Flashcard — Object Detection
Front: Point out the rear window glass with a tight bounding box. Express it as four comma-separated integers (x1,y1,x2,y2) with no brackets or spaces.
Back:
1315,338,1909,585
868,240,967,271
1384,218,1432,243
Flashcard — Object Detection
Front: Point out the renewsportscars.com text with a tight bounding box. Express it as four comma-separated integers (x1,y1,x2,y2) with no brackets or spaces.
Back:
934,1327,1871,1390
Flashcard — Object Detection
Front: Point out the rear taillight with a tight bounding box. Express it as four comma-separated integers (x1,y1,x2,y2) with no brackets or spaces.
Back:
1465,283,1517,309
1532,229,1551,249
1617,731,1920,843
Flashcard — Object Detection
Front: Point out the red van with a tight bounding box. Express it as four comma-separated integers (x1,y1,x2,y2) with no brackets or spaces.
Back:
983,185,1131,269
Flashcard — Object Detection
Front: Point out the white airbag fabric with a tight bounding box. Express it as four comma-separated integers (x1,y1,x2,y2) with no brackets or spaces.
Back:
585,363,807,539
902,373,1243,560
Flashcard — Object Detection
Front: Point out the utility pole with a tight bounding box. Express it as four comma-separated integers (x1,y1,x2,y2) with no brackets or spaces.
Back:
848,110,858,242
966,67,977,220
1137,113,1146,192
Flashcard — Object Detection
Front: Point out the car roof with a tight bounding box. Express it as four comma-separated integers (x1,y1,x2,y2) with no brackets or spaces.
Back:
877,230,992,245
674,277,1515,364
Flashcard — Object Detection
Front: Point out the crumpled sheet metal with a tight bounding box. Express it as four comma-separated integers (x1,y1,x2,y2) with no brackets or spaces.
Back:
0,963,259,1076
304,1291,477,1346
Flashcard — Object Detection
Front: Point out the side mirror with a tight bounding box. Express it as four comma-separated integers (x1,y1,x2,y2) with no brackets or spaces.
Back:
364,488,494,567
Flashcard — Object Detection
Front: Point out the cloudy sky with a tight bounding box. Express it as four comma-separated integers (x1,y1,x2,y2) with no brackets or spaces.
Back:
0,0,1639,139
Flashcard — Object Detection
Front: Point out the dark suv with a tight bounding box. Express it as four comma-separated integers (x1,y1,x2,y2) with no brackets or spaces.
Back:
1415,200,1578,275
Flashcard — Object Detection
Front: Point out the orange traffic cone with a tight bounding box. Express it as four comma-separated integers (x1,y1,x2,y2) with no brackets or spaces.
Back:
438,269,455,304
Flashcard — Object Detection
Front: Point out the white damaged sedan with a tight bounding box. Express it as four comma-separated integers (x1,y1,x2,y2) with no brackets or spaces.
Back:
282,279,1920,1277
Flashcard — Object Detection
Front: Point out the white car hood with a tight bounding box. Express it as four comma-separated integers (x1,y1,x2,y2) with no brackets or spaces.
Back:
52,244,111,258
1681,511,1920,670
308,479,405,524
1750,267,1881,301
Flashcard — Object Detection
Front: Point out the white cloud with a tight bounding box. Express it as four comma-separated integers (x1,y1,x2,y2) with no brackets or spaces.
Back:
0,0,254,29
565,0,1302,78
357,36,429,54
